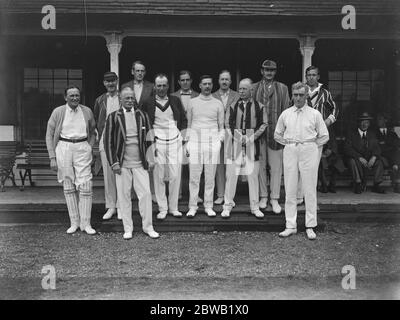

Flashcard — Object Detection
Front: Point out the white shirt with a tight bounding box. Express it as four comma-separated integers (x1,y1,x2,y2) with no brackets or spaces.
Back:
154,95,180,143
134,82,143,102
274,104,329,146
187,94,225,143
106,93,120,116
358,128,367,138
60,104,87,139
380,128,387,135
219,89,230,108
179,90,193,113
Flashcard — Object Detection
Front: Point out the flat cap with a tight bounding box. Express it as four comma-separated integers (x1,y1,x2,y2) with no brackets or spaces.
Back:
103,71,118,81
261,60,277,69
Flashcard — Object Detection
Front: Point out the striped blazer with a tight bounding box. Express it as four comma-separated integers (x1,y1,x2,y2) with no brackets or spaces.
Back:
226,99,267,161
103,107,154,170
307,85,339,123
253,80,290,150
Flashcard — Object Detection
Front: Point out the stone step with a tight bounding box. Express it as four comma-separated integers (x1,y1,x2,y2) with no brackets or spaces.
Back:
1,202,399,232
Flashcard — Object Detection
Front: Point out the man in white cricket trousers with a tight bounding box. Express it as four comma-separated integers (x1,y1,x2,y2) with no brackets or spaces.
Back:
142,74,187,220
93,71,121,220
104,87,160,240
253,59,290,213
171,70,201,202
186,75,225,217
274,82,329,240
212,70,240,205
46,86,97,235
221,78,267,219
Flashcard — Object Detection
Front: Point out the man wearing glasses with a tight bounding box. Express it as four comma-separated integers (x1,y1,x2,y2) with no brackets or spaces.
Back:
253,60,290,214
274,82,329,240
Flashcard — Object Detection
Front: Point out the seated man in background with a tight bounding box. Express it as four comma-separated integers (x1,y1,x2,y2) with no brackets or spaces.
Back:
318,131,345,193
376,113,400,193
344,112,385,194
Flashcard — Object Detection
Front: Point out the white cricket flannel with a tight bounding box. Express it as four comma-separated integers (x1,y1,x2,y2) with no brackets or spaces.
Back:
186,94,225,143
274,104,329,147
60,104,87,140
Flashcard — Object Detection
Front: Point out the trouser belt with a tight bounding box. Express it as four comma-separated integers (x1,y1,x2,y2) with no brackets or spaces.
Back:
59,137,87,143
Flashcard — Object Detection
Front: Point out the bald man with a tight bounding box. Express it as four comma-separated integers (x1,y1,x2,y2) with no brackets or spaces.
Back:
222,79,267,218
142,74,187,219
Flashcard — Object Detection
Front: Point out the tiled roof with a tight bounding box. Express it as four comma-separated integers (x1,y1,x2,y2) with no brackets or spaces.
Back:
1,0,399,16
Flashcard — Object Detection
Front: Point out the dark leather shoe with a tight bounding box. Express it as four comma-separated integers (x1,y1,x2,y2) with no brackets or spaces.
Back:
361,182,367,192
354,182,362,194
372,184,385,194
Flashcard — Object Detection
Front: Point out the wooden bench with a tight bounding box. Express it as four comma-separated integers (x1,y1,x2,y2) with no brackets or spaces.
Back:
16,141,101,189
0,141,18,191
17,141,51,190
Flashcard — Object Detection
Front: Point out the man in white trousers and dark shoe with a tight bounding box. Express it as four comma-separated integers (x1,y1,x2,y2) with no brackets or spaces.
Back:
104,87,160,240
253,59,290,214
46,86,97,235
274,82,329,240
142,74,187,220
212,70,240,205
186,75,225,217
93,71,121,221
221,78,267,219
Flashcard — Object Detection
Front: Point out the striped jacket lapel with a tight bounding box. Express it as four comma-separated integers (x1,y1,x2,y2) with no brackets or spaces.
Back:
315,88,324,108
116,108,126,141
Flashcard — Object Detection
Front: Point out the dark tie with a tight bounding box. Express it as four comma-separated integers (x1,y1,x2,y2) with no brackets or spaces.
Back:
362,132,368,148
239,101,246,130
126,108,132,112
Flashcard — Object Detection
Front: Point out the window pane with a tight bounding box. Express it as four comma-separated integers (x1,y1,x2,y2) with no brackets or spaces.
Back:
342,81,356,100
39,68,53,78
54,69,68,79
357,81,371,100
69,69,82,78
328,71,342,81
24,68,38,78
68,80,82,91
357,71,370,81
343,71,356,81
54,79,67,95
24,79,38,93
371,69,384,81
39,79,53,94
328,81,342,97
